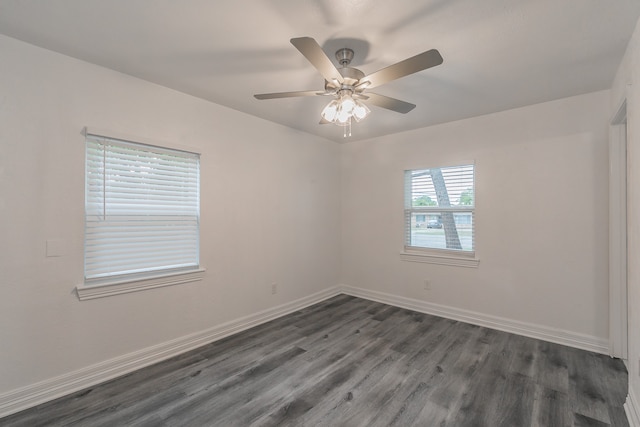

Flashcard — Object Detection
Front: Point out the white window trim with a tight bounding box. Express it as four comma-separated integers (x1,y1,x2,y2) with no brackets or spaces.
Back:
76,268,206,300
400,249,479,268
403,164,476,265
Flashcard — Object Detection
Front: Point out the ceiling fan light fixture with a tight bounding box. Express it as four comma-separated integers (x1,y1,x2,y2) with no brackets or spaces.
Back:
322,90,369,127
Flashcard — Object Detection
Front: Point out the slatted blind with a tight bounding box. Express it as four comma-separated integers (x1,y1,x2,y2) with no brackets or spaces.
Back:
404,164,475,252
85,134,200,282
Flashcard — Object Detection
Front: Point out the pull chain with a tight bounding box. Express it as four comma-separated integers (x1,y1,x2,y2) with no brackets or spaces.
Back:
343,117,352,138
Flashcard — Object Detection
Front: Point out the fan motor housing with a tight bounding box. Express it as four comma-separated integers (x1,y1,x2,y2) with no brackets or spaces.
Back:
325,67,365,91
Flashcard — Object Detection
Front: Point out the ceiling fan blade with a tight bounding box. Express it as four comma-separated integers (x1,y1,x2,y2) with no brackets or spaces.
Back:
359,49,443,89
365,93,416,114
290,37,344,85
319,117,332,125
254,90,324,100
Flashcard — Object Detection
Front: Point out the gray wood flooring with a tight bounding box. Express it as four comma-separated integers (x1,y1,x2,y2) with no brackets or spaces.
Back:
0,295,629,426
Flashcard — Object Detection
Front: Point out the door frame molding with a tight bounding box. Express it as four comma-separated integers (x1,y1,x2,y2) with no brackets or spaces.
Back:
609,97,628,359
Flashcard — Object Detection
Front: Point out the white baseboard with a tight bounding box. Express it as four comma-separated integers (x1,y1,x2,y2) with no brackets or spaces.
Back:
0,286,341,419
339,285,609,354
627,387,640,427
0,285,613,419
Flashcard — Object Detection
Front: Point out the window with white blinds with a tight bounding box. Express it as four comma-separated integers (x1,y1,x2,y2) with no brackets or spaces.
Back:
84,134,200,283
404,164,475,253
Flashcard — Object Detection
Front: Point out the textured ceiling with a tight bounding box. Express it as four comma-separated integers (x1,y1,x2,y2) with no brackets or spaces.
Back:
0,0,639,142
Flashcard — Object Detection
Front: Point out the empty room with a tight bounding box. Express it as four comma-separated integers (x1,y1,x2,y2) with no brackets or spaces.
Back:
1,1,640,426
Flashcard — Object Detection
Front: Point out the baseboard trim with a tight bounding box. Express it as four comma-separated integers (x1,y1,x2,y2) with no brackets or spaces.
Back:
0,286,341,419
339,285,609,354
627,388,640,427
0,285,612,419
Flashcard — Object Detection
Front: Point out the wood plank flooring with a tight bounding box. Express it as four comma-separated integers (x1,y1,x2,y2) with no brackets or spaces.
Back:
0,295,629,426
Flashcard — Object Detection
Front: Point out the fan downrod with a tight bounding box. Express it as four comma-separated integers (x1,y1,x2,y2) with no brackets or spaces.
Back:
335,48,354,67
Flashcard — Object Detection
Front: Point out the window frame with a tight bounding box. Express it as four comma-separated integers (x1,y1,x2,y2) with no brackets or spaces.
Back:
401,163,479,268
76,128,205,300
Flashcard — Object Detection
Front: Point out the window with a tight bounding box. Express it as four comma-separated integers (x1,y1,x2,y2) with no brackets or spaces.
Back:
81,132,202,297
404,164,475,255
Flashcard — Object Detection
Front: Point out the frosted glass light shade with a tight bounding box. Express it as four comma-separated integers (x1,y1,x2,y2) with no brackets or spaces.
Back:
340,96,355,114
353,101,370,121
321,100,339,122
337,107,351,123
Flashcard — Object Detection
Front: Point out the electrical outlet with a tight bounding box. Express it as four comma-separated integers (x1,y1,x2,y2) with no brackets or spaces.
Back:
271,283,278,295
424,279,431,291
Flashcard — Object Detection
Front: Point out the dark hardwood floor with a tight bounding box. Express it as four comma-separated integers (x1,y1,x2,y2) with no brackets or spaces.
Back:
0,295,629,426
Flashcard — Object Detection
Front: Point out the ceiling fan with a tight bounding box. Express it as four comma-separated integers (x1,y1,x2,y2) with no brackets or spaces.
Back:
254,37,443,137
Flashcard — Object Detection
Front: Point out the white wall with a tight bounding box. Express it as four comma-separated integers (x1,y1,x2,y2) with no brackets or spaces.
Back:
0,34,341,394
0,27,625,416
611,15,640,421
341,90,610,343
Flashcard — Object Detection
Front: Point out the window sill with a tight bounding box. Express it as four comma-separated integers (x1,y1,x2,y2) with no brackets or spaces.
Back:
76,268,206,300
400,251,479,268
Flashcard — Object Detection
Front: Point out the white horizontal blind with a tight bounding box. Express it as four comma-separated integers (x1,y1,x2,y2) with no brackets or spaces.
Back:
404,164,475,252
85,134,200,282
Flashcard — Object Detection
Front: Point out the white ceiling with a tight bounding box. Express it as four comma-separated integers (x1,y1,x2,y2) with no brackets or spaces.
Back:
1,0,639,142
